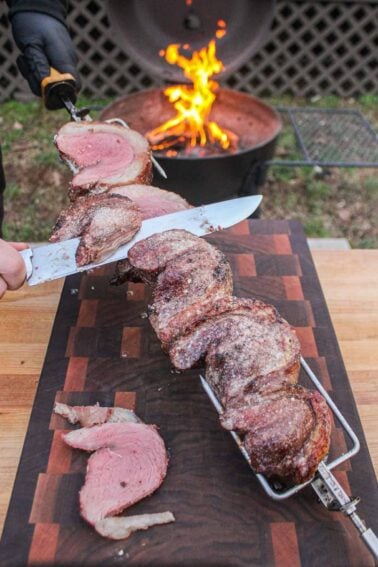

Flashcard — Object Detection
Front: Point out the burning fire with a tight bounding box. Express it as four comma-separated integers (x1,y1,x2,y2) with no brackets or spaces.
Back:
147,21,237,156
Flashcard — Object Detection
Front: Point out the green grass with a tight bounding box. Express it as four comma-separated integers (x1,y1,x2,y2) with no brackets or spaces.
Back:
4,183,22,201
303,217,332,238
363,176,378,197
358,94,378,110
307,180,332,200
34,149,63,167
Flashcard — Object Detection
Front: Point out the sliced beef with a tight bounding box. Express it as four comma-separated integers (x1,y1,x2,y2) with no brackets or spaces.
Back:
170,297,300,404
50,193,142,267
55,121,152,199
221,384,331,484
110,184,191,219
63,422,168,526
54,402,141,427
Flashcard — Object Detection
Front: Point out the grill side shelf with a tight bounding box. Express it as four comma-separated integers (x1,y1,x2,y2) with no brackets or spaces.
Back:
268,107,378,168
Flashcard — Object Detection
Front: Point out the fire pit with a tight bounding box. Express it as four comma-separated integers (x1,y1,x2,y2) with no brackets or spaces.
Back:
101,0,281,206
100,88,281,206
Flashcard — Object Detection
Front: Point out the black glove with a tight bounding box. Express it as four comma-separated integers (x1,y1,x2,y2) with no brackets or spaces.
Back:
10,11,81,97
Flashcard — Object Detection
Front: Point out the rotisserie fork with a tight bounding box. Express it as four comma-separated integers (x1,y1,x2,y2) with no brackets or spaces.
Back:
200,357,378,561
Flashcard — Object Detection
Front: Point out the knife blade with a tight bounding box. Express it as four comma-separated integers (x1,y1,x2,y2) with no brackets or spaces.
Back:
21,195,262,286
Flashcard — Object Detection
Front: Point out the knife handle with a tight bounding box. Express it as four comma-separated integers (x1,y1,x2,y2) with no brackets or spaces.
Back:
41,67,77,111
20,248,34,281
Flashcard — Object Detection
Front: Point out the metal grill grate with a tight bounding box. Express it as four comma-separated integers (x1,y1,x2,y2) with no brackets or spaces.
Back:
0,1,377,101
272,108,378,167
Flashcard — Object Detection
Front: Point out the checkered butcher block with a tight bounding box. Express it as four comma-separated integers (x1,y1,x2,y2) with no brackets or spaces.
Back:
1,220,377,567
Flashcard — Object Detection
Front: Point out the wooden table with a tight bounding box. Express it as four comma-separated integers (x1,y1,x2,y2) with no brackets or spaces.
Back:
0,248,377,539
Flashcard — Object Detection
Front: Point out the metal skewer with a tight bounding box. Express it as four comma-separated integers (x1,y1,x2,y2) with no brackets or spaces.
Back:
199,363,378,562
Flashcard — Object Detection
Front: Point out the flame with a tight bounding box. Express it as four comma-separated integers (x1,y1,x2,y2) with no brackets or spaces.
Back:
216,19,227,39
148,26,231,152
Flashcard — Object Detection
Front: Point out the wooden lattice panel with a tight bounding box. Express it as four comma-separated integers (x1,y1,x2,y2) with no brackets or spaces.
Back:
227,1,378,97
0,1,377,101
0,12,18,100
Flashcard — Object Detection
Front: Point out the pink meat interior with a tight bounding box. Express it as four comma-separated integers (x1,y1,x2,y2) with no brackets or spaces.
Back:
60,131,135,173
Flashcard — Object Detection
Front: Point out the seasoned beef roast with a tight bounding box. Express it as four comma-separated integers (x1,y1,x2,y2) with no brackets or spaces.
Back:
221,384,331,483
50,193,142,266
54,402,141,427
170,297,300,404
150,245,233,348
110,184,191,219
55,121,152,198
113,230,232,347
110,228,331,485
63,422,168,526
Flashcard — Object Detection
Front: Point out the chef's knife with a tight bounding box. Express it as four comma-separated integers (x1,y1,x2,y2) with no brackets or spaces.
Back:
20,195,262,286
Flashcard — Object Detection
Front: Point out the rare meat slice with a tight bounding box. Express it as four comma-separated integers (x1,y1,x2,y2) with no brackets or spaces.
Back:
221,385,331,484
50,193,142,266
63,422,168,526
54,402,141,427
55,121,152,198
150,245,233,348
170,297,300,404
113,229,210,286
110,184,191,219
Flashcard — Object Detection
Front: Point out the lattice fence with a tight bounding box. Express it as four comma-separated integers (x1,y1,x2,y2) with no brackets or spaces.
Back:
0,1,377,102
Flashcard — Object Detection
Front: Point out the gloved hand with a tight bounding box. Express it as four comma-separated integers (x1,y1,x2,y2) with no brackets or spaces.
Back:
10,12,81,97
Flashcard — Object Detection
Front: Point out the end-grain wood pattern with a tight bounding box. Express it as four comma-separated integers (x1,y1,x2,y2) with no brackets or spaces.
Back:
0,220,377,567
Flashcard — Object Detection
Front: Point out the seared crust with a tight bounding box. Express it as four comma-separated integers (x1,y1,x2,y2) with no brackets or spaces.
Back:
150,246,233,348
50,193,142,267
112,230,209,286
222,385,331,484
170,297,301,405
128,229,209,277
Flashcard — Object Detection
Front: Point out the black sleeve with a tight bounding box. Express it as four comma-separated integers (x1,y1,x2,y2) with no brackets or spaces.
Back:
7,1,69,24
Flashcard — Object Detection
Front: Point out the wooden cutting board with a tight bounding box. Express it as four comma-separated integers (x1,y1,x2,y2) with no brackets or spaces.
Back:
0,220,377,567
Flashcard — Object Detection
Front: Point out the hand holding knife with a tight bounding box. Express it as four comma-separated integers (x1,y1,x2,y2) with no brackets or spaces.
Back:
20,196,262,286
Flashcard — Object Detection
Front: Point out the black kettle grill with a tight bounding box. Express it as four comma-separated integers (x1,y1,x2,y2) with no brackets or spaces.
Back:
101,0,281,207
